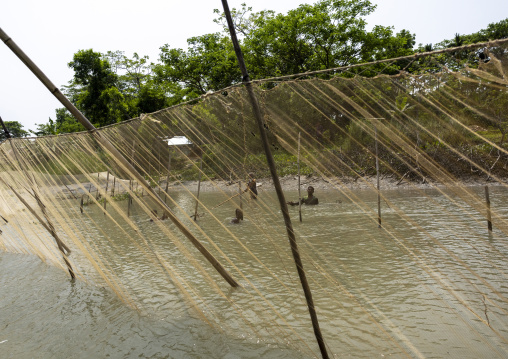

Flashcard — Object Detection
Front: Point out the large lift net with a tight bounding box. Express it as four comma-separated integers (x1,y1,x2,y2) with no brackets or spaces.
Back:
1,39,508,357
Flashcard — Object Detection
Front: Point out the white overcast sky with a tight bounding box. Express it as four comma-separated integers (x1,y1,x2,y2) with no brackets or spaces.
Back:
1,0,506,132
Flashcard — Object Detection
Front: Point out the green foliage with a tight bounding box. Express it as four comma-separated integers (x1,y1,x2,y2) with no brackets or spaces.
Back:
0,120,29,140
154,33,241,97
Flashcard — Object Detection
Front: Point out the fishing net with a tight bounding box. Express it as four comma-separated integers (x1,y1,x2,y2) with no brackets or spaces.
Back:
1,39,508,357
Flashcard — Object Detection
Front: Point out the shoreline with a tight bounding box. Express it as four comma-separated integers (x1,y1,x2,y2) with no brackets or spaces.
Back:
173,174,507,193
50,172,507,199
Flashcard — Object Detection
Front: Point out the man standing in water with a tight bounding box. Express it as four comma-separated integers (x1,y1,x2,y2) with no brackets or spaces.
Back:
244,172,257,199
287,186,319,206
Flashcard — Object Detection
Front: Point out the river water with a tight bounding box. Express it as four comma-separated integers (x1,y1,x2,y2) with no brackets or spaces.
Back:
1,185,508,358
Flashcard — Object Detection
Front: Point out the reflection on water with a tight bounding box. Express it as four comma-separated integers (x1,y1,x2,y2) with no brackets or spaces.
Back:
1,185,508,358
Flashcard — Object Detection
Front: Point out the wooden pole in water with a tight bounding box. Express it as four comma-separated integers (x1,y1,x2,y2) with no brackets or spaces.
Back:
0,28,239,287
193,155,204,221
127,180,132,217
485,185,493,232
298,132,302,222
374,121,381,228
238,180,243,210
103,170,109,214
87,183,92,205
96,172,100,200
221,2,329,357
164,150,171,203
111,176,116,197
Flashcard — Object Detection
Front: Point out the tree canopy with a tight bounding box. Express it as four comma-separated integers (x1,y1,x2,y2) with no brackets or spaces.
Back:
29,1,507,136
0,120,29,141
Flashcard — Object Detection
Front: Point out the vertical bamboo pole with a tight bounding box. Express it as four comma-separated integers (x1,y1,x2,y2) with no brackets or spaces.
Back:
238,180,243,210
111,176,116,197
298,132,302,222
374,121,381,228
485,185,493,232
127,180,132,217
221,2,329,357
96,172,100,200
164,150,171,203
87,184,92,205
103,170,109,214
193,155,204,221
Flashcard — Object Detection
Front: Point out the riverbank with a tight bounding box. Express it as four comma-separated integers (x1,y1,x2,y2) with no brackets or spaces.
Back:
174,173,507,193
50,172,507,199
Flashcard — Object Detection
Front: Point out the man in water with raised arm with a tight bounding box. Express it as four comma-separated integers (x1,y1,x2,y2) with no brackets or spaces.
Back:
287,186,319,206
244,172,257,199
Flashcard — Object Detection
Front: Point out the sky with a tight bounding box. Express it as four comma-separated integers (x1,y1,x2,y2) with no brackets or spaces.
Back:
1,0,507,133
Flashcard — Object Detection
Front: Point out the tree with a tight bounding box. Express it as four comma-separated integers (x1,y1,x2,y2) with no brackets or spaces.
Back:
239,0,378,78
0,120,29,141
154,33,241,97
67,49,129,127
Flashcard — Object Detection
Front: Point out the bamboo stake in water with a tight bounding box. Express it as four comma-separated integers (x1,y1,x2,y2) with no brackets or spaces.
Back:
127,180,132,217
111,176,116,197
298,132,302,222
375,121,381,228
164,150,171,203
485,185,493,232
193,156,204,221
103,170,109,214
238,180,243,210
87,183,92,205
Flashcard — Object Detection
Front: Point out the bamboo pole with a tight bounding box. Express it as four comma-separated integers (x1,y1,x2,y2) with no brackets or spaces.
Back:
87,184,92,205
212,192,242,210
374,121,381,228
221,2,329,357
164,150,171,203
0,28,238,288
95,172,100,200
63,182,77,199
485,185,493,232
238,180,243,210
127,180,132,217
103,170,109,214
193,155,204,221
298,132,302,222
111,176,116,197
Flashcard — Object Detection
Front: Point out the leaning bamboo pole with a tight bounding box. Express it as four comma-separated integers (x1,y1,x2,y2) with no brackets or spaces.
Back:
0,28,238,288
221,2,329,357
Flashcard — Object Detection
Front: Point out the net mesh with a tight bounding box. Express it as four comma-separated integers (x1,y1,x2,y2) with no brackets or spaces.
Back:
1,39,508,357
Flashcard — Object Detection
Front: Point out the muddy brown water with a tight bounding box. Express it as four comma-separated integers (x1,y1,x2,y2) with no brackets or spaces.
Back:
1,185,508,358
